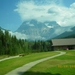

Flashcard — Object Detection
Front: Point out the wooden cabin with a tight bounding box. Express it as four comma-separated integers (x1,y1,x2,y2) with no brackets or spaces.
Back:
52,38,75,50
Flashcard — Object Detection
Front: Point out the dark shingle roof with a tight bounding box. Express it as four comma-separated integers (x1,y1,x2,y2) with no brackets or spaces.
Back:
52,38,75,46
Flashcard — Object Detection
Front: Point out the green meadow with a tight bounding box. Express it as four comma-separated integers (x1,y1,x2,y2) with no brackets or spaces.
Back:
0,51,59,75
23,50,75,75
0,55,9,60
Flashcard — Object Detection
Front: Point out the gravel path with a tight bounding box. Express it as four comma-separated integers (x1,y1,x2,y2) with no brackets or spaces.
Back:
0,56,19,62
5,51,66,75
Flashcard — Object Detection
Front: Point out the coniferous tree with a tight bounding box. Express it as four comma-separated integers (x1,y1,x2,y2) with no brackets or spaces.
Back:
0,28,53,56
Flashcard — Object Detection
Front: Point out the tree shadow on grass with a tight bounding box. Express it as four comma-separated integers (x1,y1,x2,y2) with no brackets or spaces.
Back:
18,71,61,75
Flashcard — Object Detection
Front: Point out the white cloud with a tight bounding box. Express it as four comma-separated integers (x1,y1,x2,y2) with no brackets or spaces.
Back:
14,0,75,27
70,2,75,8
29,24,34,26
54,27,66,35
9,31,28,39
9,31,45,40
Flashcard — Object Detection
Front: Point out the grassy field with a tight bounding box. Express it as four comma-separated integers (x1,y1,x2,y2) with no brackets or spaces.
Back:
0,51,59,75
0,55,9,59
23,50,75,75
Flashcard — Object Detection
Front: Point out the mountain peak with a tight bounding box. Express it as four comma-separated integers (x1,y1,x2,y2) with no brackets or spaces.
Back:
44,21,60,28
16,19,69,40
30,19,37,24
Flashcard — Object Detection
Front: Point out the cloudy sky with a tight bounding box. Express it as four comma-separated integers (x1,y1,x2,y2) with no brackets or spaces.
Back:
0,0,75,31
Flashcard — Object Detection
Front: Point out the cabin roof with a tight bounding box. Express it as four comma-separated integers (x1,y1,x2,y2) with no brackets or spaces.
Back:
52,38,75,46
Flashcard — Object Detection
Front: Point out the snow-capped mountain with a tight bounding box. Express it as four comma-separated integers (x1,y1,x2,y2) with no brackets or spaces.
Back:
16,19,73,40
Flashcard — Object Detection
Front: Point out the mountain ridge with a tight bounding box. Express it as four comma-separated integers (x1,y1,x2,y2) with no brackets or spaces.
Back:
16,19,73,40
54,26,75,39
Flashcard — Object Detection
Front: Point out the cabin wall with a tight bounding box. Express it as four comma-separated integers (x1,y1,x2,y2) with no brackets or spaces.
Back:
53,46,67,50
53,45,75,50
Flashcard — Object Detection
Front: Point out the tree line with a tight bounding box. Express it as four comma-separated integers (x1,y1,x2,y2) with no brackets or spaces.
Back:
0,28,52,56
